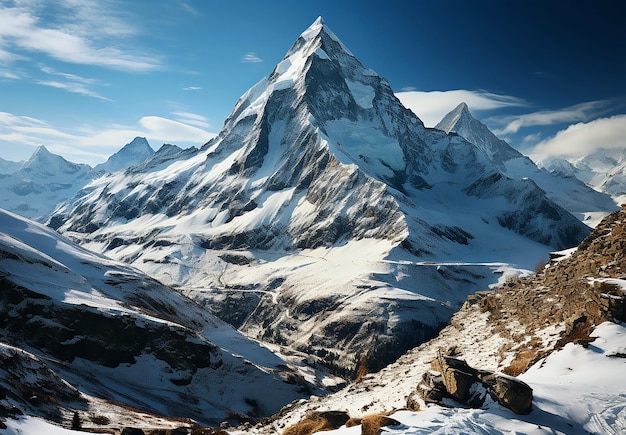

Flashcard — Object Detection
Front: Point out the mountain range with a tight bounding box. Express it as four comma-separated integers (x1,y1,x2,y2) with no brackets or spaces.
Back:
539,148,626,206
1,16,624,435
47,17,592,377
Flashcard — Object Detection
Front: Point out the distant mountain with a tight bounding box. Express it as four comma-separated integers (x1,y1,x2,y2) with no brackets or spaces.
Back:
94,136,155,173
540,148,626,205
0,145,97,221
0,208,315,429
0,139,160,222
436,102,524,168
0,156,23,174
49,17,590,376
436,103,618,226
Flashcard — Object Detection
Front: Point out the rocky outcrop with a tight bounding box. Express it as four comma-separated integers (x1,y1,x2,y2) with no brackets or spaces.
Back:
409,349,533,415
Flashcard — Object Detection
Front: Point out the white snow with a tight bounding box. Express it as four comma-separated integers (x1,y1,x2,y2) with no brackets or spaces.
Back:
345,79,375,109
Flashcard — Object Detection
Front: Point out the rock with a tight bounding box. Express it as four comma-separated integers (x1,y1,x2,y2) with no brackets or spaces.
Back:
481,373,533,414
434,350,478,402
413,370,446,405
409,349,533,415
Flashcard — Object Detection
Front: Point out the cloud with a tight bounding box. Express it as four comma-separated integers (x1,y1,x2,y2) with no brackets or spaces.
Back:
527,114,626,161
182,86,202,91
172,111,211,129
241,52,263,63
0,3,160,71
0,111,217,165
36,65,110,100
395,89,528,127
490,100,612,136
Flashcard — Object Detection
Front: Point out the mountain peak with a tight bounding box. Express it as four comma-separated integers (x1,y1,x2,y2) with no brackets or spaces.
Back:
30,145,52,158
94,137,155,174
283,16,355,63
436,102,472,134
24,145,62,169
436,103,523,165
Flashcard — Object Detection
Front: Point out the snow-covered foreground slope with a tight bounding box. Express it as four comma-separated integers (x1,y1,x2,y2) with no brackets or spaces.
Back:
49,17,591,376
436,103,618,227
0,208,320,430
11,324,619,435
284,322,624,435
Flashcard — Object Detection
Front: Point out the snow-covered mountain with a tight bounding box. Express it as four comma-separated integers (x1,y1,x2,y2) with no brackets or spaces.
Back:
49,17,590,376
436,102,525,168
436,103,618,226
540,148,626,205
0,156,23,174
94,136,156,174
0,208,318,430
0,139,161,222
0,146,97,221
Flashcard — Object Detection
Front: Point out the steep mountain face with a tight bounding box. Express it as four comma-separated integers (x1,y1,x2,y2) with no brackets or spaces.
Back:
49,17,590,375
94,136,156,174
436,103,618,226
0,209,315,429
540,148,626,205
0,146,97,221
248,208,626,434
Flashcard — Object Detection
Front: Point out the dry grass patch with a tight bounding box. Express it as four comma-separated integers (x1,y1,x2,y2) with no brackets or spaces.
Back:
360,413,401,435
282,411,350,435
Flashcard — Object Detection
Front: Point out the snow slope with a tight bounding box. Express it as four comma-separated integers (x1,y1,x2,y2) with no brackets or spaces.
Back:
0,208,318,429
285,322,625,435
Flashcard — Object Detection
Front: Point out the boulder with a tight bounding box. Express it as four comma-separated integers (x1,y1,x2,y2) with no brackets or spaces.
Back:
481,373,533,414
433,350,478,402
408,348,533,415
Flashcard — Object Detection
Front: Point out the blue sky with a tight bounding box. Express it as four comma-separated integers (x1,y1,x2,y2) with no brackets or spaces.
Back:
0,0,624,165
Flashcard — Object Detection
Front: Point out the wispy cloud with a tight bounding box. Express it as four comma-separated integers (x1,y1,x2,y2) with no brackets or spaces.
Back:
490,100,613,136
527,114,626,160
172,111,211,129
182,86,202,91
241,52,262,63
139,116,214,144
0,2,161,71
395,89,528,127
37,65,109,100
